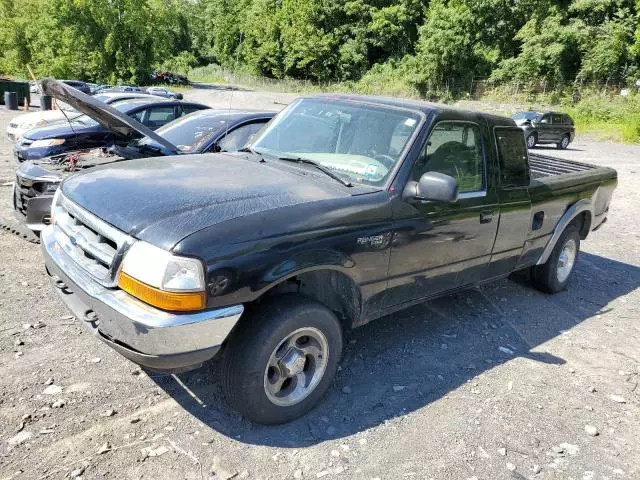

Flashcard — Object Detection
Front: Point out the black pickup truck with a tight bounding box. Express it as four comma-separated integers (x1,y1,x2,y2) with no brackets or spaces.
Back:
41,95,616,424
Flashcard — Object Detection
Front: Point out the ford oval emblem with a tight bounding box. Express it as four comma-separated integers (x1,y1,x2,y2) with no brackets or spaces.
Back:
69,235,77,246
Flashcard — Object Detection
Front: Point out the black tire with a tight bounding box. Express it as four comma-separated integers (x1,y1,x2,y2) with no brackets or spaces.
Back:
557,134,570,150
531,225,580,293
221,295,343,424
526,133,537,149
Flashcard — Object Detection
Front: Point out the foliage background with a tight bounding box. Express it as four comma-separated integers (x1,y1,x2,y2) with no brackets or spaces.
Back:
1,0,639,141
1,0,638,89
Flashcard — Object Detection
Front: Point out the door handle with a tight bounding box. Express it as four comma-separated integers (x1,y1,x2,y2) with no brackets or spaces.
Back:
480,211,494,224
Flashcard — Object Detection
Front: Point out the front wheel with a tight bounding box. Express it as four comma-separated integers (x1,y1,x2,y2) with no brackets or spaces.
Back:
531,225,580,293
526,133,537,149
221,295,343,424
557,134,570,150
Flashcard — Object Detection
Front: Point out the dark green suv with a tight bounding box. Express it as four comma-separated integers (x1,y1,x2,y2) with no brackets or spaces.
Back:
513,111,575,150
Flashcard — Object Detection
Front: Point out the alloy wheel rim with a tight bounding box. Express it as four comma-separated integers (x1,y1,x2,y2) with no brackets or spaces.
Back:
562,137,569,148
263,327,329,407
527,135,535,147
557,238,577,283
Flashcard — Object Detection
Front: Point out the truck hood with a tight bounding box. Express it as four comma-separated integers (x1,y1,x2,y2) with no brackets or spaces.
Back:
61,153,377,250
41,78,178,154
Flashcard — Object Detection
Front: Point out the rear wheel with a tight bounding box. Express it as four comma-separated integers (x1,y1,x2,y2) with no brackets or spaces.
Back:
221,295,343,424
526,133,537,149
531,225,580,293
557,134,570,150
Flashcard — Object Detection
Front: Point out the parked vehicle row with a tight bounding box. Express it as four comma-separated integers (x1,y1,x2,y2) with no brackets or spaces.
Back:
30,79,616,425
28,78,185,99
10,80,275,233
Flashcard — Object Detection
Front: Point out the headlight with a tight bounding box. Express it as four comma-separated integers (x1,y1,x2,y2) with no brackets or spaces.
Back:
119,241,206,311
30,138,65,148
21,120,47,130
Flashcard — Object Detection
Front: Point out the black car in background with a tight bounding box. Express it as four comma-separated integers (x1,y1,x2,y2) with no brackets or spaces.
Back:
132,108,274,155
14,97,209,161
512,111,575,149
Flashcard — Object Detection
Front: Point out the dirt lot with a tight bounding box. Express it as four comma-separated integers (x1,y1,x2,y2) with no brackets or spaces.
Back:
0,92,639,480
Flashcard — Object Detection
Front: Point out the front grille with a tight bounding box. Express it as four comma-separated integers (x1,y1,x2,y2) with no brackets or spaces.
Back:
9,122,19,128
53,196,130,286
14,174,57,217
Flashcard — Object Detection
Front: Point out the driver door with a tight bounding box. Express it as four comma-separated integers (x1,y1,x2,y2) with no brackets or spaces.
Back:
385,121,499,307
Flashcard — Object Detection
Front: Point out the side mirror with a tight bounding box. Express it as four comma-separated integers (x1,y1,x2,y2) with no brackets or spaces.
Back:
403,172,458,203
175,93,184,100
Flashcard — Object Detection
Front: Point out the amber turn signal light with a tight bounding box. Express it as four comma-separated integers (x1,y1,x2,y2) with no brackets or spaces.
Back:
118,272,206,312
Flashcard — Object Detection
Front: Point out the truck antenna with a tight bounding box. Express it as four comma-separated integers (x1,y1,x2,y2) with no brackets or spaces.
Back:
224,31,243,141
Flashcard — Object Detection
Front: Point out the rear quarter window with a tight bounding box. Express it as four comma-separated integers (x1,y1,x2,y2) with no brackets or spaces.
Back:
495,127,530,188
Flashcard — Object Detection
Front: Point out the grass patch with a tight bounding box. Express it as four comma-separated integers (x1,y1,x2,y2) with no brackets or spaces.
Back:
564,94,640,143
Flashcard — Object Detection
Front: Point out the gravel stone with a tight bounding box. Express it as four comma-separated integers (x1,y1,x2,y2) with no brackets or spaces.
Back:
42,385,62,395
7,431,33,447
585,425,599,436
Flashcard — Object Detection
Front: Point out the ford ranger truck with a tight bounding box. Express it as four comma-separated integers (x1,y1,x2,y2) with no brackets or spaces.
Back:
41,95,617,424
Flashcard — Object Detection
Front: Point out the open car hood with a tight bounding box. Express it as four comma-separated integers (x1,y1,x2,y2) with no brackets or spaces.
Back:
41,78,178,154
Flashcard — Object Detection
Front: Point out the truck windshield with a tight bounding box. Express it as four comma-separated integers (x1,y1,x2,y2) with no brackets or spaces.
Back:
250,98,421,185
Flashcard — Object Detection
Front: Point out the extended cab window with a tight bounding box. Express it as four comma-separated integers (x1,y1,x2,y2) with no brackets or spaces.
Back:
412,122,484,193
552,114,563,124
495,127,530,187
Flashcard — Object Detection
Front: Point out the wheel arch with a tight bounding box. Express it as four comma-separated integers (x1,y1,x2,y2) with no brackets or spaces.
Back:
250,266,363,331
536,199,593,265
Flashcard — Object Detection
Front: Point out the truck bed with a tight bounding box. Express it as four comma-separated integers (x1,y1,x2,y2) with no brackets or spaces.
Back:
528,153,616,192
529,153,598,179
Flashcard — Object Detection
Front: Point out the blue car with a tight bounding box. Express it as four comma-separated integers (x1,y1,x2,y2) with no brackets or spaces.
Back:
14,97,209,162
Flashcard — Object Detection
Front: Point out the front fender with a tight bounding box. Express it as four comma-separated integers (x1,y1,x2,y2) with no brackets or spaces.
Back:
261,249,356,285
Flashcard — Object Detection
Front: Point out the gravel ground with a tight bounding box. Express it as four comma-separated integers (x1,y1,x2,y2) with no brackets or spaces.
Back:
0,90,639,480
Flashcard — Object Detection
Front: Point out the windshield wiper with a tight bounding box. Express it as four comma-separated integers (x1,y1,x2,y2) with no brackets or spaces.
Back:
239,146,267,163
277,155,353,187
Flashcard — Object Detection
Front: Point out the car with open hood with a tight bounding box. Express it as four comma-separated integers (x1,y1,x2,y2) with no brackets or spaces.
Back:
7,91,166,143
13,78,274,233
41,93,616,424
14,95,209,162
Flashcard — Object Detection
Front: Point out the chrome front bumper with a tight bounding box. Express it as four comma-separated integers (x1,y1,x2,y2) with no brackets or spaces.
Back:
41,225,243,371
